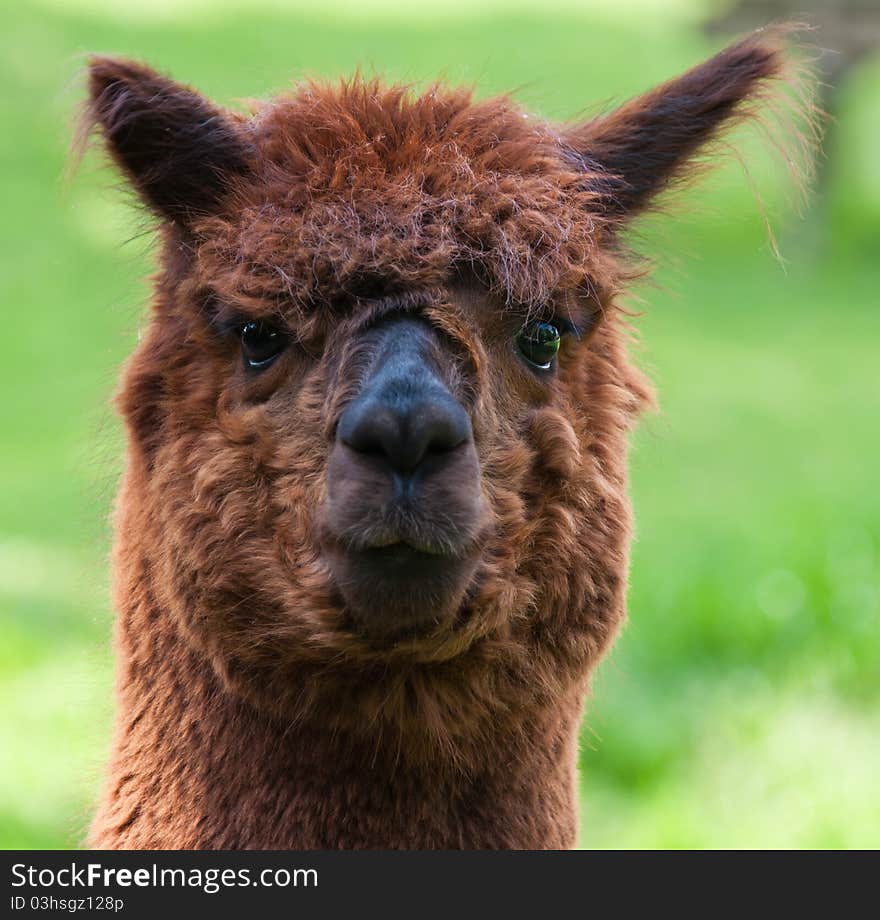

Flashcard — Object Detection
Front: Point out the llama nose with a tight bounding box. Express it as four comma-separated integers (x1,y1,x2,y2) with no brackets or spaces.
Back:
338,388,472,474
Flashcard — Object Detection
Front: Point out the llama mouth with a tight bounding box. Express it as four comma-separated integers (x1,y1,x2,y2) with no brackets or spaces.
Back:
329,538,475,585
323,538,481,634
347,531,461,557
323,502,481,558
351,541,460,569
319,498,485,559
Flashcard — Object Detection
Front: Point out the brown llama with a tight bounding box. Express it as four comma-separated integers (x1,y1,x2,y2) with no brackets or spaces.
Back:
81,28,813,849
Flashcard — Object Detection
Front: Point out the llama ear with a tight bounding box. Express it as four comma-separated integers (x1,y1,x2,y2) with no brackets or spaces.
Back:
564,29,802,219
83,56,253,224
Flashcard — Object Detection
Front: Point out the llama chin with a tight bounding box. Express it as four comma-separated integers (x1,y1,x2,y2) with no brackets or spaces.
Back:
80,28,816,849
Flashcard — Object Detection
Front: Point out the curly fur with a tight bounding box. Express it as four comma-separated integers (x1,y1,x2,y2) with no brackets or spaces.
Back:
80,28,814,849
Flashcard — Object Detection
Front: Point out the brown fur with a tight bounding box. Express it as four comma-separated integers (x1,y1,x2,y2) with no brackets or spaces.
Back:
81,28,814,849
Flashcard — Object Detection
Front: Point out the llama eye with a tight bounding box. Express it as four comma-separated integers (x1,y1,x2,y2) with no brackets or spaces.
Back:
516,321,561,370
240,321,287,368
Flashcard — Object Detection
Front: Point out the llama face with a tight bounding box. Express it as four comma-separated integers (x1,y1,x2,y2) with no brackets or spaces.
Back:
86,34,806,732
134,252,629,662
103,75,643,681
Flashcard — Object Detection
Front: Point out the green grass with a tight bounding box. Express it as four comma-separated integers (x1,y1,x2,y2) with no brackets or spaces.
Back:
1,0,877,849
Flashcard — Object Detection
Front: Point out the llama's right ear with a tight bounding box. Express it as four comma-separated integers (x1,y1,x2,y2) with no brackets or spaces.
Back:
562,28,809,220
83,56,253,225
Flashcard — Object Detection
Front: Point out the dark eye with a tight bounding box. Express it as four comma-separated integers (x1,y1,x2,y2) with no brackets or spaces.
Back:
515,320,561,370
240,321,287,369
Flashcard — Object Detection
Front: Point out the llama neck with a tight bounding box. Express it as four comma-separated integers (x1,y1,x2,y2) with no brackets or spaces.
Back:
90,586,583,849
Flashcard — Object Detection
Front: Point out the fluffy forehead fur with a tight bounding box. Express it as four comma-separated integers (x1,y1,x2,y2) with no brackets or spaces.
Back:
83,28,814,769
197,78,618,314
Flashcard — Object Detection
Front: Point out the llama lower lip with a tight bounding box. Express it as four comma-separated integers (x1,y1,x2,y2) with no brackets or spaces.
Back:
347,542,461,575
360,537,447,556
326,541,479,632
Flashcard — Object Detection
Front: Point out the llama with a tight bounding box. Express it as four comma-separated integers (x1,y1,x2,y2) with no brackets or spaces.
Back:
82,28,812,849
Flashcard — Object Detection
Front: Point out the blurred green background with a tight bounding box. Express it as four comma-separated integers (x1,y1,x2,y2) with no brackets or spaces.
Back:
1,0,878,849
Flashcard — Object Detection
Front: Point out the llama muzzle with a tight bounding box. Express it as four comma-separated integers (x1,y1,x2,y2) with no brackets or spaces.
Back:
321,312,485,634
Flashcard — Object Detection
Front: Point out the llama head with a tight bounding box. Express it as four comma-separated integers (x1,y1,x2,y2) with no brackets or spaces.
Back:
84,31,811,749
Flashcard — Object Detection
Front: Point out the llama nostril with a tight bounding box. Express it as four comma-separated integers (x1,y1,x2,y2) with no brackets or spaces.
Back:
338,392,472,473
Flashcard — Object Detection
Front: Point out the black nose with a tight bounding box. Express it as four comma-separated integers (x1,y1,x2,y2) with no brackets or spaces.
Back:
338,386,472,473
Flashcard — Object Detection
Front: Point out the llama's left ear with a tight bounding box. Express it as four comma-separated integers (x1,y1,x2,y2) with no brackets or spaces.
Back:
83,56,253,225
564,28,805,219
